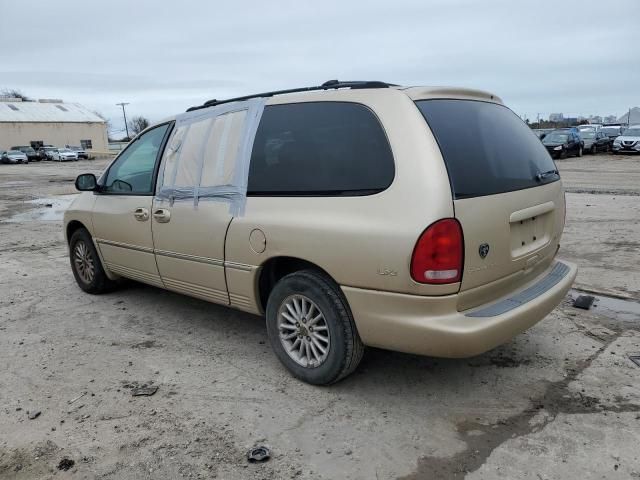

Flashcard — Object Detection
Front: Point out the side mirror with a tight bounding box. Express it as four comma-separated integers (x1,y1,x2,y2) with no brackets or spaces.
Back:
75,173,97,191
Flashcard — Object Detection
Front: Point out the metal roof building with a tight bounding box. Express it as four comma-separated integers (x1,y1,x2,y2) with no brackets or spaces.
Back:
0,98,108,153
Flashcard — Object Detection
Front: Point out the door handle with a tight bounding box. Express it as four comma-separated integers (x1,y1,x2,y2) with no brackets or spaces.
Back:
133,207,149,221
153,208,171,223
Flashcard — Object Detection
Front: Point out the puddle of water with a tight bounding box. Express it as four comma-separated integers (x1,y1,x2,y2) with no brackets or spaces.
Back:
3,194,78,223
570,289,640,321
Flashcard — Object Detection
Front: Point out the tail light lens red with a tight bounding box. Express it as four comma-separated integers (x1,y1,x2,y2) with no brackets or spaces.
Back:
410,218,463,284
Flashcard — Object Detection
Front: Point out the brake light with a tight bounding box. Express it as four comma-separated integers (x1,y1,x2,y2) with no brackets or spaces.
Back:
410,218,463,284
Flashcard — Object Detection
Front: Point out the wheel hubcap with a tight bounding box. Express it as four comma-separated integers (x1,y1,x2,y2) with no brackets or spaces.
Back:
277,294,330,368
74,240,95,283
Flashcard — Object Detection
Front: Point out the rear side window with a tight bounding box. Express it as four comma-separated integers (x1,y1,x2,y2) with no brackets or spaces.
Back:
416,99,558,199
248,102,394,195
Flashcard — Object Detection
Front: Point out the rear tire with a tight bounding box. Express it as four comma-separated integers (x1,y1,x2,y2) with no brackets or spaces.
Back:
69,228,116,294
265,270,364,385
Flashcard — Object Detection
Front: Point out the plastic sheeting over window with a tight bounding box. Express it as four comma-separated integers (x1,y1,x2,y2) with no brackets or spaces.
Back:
156,98,265,215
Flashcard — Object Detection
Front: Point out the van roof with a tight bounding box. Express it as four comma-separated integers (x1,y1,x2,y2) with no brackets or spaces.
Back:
186,80,502,112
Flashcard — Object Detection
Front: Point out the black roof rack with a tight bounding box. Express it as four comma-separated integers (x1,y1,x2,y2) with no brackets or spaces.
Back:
186,80,396,112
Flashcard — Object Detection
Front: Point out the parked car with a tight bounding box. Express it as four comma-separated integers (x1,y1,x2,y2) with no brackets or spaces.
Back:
533,128,553,140
11,145,39,162
38,146,58,160
612,125,640,154
51,148,79,161
1,149,29,164
580,130,611,154
67,145,89,160
601,126,624,143
542,129,584,158
578,124,601,132
64,81,577,384
35,145,55,160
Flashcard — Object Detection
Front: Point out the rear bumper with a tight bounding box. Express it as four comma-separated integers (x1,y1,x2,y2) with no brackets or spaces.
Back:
342,259,577,358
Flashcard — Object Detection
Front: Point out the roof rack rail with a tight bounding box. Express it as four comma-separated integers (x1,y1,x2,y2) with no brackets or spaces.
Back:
186,80,396,112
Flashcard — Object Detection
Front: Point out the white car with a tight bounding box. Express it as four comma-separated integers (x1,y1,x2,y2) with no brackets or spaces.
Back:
52,148,79,161
1,150,29,164
612,125,640,154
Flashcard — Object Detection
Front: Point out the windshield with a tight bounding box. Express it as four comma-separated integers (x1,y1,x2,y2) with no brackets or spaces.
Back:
622,128,640,136
416,99,558,199
581,132,595,139
8,150,23,154
602,127,621,136
60,148,72,153
544,133,569,143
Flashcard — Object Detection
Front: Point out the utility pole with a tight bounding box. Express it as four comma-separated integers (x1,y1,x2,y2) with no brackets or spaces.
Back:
628,107,631,126
116,102,130,140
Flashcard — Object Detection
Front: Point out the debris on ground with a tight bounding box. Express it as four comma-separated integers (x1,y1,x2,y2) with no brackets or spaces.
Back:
629,355,640,368
28,410,41,420
573,295,595,310
247,446,271,463
131,386,158,397
57,458,75,471
68,392,86,404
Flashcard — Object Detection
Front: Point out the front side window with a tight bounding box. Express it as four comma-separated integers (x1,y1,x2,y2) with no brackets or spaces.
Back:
103,124,170,194
247,102,394,195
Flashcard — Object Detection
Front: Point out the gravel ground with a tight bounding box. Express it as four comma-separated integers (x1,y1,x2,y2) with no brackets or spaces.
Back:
1,154,639,479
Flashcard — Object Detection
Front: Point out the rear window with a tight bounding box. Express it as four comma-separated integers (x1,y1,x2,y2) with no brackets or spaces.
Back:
248,102,394,195
416,99,558,199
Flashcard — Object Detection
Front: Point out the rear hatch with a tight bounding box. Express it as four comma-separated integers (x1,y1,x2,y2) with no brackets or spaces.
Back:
416,99,565,309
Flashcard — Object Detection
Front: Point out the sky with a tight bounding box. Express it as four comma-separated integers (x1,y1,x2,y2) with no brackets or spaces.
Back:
1,0,638,136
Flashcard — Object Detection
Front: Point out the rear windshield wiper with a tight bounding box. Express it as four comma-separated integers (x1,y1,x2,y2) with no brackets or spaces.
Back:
535,169,559,182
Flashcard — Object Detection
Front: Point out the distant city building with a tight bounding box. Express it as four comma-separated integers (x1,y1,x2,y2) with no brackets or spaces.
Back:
549,113,564,122
604,115,617,124
0,98,108,152
588,115,602,124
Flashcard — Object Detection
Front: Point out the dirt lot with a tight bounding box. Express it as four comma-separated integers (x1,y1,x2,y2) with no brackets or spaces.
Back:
1,154,639,479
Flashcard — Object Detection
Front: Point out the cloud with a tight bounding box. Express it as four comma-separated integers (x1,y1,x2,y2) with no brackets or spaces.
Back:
2,0,638,129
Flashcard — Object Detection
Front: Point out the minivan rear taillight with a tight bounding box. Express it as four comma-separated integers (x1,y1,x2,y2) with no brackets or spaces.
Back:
410,218,463,284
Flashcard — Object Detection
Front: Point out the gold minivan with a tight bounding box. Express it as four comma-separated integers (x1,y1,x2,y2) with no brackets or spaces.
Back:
64,81,577,384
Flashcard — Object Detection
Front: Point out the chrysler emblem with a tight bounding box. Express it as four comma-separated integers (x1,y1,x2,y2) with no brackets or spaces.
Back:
479,243,490,259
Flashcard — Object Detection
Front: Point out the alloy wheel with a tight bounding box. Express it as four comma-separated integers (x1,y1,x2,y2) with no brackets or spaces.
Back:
73,240,95,284
277,294,330,368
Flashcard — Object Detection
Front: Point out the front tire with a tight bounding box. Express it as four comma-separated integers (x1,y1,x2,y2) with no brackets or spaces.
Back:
591,145,597,155
69,228,116,294
265,270,364,385
577,146,583,157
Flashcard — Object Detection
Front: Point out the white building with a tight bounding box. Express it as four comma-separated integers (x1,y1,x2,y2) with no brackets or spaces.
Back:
549,113,564,122
0,98,108,152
